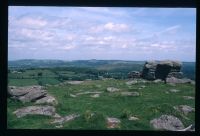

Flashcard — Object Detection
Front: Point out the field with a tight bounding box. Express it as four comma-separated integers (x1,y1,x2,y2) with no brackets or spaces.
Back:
7,60,195,130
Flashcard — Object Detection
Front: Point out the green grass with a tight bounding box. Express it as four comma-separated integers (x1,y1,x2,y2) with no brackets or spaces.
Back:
7,79,195,130
8,79,38,86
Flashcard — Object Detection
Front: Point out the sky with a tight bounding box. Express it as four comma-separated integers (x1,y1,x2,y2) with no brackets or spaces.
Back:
8,6,196,61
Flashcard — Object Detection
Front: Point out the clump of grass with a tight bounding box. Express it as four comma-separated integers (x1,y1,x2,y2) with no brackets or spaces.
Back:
83,110,94,122
120,109,132,119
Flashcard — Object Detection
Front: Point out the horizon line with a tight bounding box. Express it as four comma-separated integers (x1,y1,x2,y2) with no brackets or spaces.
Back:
8,58,196,63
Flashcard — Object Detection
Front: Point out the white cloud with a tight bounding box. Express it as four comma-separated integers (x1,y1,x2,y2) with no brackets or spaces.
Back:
90,22,129,33
57,45,76,51
20,28,55,41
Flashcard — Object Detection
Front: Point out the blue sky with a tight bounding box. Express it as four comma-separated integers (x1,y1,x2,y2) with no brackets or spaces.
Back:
8,7,196,61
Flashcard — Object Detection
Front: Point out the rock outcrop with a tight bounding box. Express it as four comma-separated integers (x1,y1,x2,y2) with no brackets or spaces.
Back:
106,117,121,128
128,71,141,78
142,60,182,80
8,86,57,105
150,115,184,131
173,105,195,115
13,106,57,118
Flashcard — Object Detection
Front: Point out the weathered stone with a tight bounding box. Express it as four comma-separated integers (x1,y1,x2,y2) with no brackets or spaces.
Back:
121,92,139,96
55,125,63,128
107,87,120,92
128,116,139,121
13,106,56,118
90,94,100,98
8,86,30,97
138,85,146,90
35,95,58,105
67,81,84,85
128,71,141,78
126,80,137,85
142,60,182,81
183,96,195,100
174,105,195,115
18,89,47,102
167,72,183,78
166,77,194,84
107,117,121,128
70,94,77,98
8,86,48,102
153,79,164,83
150,115,184,131
76,91,102,95
168,89,180,93
51,114,80,124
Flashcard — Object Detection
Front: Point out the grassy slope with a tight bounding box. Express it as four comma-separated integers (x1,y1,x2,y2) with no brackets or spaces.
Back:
7,79,195,130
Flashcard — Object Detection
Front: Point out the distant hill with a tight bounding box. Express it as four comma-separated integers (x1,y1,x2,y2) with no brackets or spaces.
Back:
8,59,195,80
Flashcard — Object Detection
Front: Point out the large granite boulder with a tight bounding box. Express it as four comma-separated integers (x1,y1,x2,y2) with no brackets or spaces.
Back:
8,86,57,105
142,60,182,81
142,61,158,80
8,86,47,102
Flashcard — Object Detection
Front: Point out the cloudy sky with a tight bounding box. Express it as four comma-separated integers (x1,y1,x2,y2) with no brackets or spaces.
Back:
8,6,196,61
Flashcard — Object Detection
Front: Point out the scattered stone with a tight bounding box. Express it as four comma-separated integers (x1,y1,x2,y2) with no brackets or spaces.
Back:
67,81,84,85
174,105,195,115
166,77,194,84
128,116,139,121
153,79,163,83
107,117,121,128
168,89,180,93
70,94,77,98
126,80,137,85
35,94,58,105
55,125,63,128
13,106,56,118
121,92,139,96
76,91,102,95
53,113,62,118
51,114,80,124
138,85,146,90
150,115,184,131
106,87,120,92
90,94,100,98
183,96,195,100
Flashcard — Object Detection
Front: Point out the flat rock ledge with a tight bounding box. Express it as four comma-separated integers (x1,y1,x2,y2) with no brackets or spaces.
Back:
150,115,184,131
51,114,80,125
13,106,57,118
35,94,58,105
166,77,195,84
106,117,121,128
